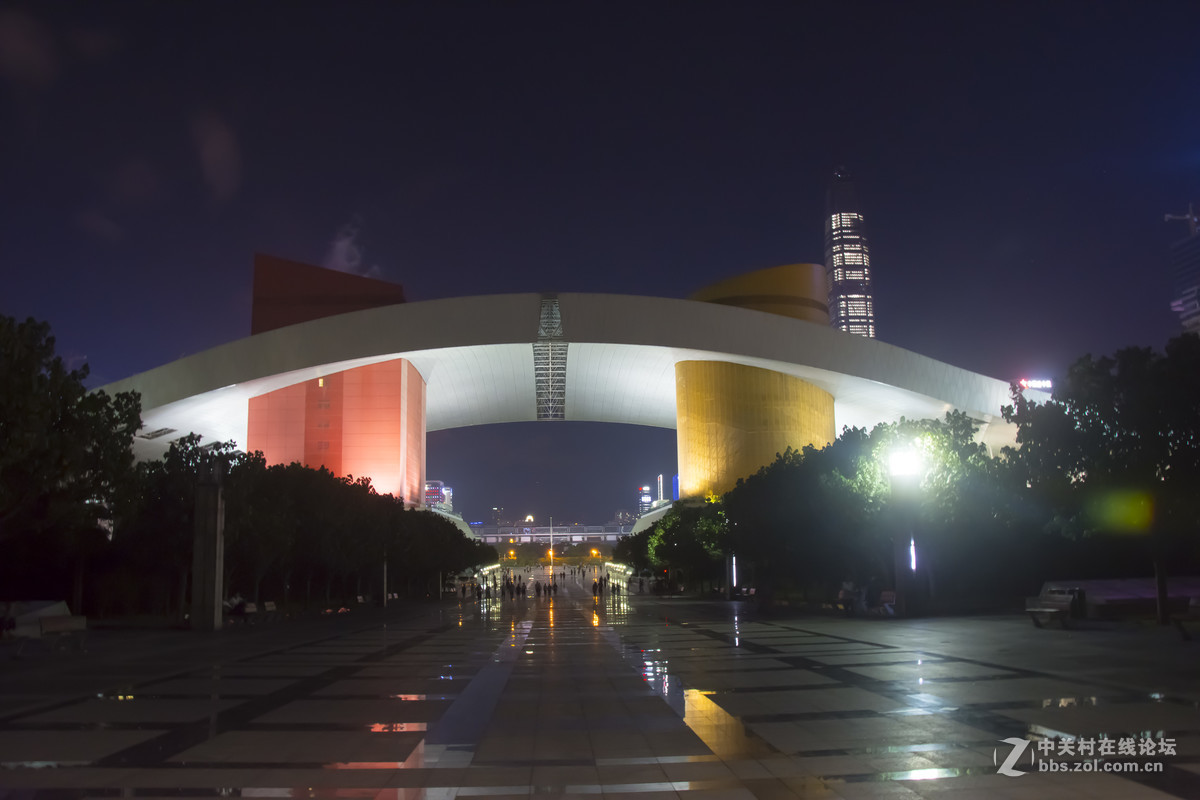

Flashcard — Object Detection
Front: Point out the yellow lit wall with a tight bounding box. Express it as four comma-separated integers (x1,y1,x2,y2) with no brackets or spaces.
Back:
675,360,834,499
688,263,829,324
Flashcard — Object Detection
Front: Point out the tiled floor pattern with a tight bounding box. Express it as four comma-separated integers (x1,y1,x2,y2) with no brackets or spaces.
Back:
1,571,1198,798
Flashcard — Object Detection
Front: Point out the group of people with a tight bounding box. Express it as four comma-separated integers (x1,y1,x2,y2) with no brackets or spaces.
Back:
490,572,558,600
592,574,620,597
452,566,630,602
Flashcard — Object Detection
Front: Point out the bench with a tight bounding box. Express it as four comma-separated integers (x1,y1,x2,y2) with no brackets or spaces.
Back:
1170,598,1200,640
226,602,258,624
15,615,87,657
871,590,897,617
1026,591,1076,628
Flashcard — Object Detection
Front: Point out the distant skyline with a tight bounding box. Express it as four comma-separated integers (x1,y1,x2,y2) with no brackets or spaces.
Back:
3,2,1196,523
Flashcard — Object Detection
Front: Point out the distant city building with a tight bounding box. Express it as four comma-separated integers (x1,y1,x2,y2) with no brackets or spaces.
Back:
1166,204,1200,335
637,485,653,515
424,480,453,513
476,523,633,547
490,506,507,525
825,169,877,338
611,509,636,526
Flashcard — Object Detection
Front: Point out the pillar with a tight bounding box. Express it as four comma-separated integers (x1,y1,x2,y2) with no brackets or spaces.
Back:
191,462,225,632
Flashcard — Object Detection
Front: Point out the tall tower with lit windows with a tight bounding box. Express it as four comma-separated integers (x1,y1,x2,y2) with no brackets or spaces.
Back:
824,169,877,338
1165,203,1200,335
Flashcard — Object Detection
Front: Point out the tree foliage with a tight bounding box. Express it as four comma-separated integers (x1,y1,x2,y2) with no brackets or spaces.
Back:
613,529,652,571
0,316,141,542
100,438,498,617
721,411,1014,604
646,500,727,590
1002,335,1200,536
0,315,496,615
1002,334,1200,620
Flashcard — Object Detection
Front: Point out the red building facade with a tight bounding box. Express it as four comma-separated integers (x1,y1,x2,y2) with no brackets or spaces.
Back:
244,255,426,506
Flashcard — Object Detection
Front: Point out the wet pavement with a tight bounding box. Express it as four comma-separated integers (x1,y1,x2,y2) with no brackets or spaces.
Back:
2,567,1199,798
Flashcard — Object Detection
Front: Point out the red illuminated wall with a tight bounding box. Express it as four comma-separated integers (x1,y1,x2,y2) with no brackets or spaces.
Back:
246,359,426,506
250,253,407,335
246,256,423,504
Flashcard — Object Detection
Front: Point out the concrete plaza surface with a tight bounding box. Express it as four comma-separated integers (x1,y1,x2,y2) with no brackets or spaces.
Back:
2,571,1199,799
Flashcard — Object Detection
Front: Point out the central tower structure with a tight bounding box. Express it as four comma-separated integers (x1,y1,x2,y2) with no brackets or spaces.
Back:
825,169,877,338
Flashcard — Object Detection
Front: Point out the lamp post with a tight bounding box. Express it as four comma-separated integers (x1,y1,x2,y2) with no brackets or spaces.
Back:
888,445,923,617
549,516,554,575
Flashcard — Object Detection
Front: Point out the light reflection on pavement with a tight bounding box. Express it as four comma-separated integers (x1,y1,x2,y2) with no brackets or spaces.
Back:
0,564,1197,798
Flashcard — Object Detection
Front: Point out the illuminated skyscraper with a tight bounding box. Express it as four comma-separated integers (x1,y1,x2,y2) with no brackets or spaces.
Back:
424,480,453,513
637,485,653,515
1166,204,1200,335
824,169,876,338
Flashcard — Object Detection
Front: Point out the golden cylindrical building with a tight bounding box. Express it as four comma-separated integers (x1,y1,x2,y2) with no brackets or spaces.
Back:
687,262,830,324
675,361,834,499
676,263,835,499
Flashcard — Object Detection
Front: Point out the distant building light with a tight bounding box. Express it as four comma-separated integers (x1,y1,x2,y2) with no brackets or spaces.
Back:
1019,379,1053,390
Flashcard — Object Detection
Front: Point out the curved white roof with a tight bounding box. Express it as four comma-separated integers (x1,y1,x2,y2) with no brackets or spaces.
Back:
101,292,1042,460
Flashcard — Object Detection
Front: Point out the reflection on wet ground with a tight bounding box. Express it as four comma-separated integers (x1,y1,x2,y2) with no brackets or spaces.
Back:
1,566,1199,798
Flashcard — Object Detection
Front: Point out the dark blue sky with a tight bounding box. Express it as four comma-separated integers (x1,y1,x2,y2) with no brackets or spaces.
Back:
3,2,1196,523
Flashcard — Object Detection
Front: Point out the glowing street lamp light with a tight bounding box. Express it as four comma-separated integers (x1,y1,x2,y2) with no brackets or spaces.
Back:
888,447,922,478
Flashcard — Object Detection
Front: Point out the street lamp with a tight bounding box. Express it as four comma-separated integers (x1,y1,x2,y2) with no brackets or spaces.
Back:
887,443,924,616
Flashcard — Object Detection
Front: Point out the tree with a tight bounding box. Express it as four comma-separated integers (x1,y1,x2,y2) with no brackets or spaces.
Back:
224,454,298,605
613,529,652,571
722,412,1012,608
114,435,239,619
1002,334,1200,623
724,439,881,603
647,501,727,592
0,316,141,542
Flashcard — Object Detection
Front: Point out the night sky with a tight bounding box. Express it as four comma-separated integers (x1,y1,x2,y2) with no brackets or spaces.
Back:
3,2,1196,525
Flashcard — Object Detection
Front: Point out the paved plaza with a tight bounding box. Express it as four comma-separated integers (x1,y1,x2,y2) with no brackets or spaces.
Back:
2,568,1199,798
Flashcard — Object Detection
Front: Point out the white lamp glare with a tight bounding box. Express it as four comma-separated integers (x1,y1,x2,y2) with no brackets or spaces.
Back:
889,448,921,477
